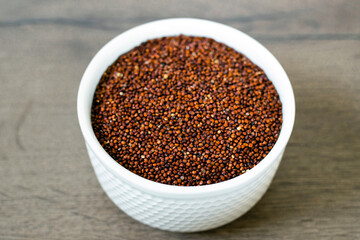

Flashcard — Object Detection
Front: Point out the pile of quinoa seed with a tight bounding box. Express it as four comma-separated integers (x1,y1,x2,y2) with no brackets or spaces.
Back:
91,35,282,186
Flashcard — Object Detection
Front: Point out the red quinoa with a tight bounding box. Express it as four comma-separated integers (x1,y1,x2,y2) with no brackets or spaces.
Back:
91,35,282,186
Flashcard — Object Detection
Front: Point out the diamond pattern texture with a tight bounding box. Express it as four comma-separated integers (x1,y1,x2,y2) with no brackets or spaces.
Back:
86,143,282,232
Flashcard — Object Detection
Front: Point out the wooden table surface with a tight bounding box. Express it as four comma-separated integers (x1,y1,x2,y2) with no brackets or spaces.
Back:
1,1,359,239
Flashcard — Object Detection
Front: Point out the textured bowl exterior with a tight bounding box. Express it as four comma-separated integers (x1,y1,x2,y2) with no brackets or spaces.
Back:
78,18,295,232
86,143,284,232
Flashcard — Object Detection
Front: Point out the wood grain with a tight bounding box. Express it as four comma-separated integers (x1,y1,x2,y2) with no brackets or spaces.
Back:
0,0,359,239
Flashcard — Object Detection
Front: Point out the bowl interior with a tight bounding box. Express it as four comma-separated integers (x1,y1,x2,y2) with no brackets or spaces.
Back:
77,18,295,197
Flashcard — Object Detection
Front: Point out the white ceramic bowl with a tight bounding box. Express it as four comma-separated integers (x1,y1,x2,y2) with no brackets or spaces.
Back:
77,18,295,232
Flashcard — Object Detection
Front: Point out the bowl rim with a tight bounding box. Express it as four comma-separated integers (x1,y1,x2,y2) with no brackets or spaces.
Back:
77,18,295,197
